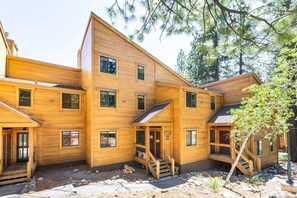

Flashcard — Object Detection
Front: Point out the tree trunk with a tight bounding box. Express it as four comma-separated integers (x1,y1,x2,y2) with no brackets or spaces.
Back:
223,131,253,186
214,58,219,81
239,52,243,75
290,105,297,162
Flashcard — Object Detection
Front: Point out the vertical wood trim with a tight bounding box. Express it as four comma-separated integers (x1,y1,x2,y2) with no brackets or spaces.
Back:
90,18,95,168
27,127,34,181
145,126,150,174
0,127,3,176
179,87,183,164
133,126,136,157
161,126,165,160
215,127,219,153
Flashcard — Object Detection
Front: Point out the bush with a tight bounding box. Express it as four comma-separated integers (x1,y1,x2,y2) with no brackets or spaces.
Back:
208,176,222,190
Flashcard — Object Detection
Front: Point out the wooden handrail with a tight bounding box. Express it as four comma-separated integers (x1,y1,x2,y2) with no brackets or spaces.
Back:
164,151,175,176
235,148,254,176
209,143,231,148
148,151,157,164
244,148,261,172
147,151,160,179
134,144,146,149
234,149,250,163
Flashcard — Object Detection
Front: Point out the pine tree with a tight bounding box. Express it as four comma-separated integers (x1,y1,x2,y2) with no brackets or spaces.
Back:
175,49,188,79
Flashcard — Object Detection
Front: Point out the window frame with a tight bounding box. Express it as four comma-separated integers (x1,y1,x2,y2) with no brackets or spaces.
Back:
137,64,145,81
136,130,145,146
17,88,33,109
98,54,118,76
256,140,263,155
185,129,198,147
60,92,81,111
137,94,146,111
99,90,118,109
60,129,81,149
185,91,197,109
210,96,216,110
269,139,274,152
99,130,117,148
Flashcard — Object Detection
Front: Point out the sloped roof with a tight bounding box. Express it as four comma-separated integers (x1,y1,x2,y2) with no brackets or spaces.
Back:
0,100,42,125
208,103,241,124
0,77,84,91
132,102,171,124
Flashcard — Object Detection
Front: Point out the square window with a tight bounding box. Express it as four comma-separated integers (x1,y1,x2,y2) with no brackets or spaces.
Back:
211,96,216,110
100,56,117,75
62,93,80,109
100,131,116,148
62,131,79,147
137,95,145,110
186,130,197,146
100,91,116,108
137,65,145,80
19,89,31,107
186,92,197,108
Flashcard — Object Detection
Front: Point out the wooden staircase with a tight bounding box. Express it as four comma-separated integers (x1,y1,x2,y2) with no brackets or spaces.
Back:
0,169,27,185
149,159,172,178
235,148,261,176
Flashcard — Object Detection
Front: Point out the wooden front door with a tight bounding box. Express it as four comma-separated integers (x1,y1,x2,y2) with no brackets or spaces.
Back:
150,129,161,159
17,132,29,162
219,130,230,155
2,133,12,169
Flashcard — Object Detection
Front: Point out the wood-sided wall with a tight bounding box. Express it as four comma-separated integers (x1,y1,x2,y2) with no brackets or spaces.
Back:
201,74,261,104
0,26,7,77
0,82,85,165
6,56,81,86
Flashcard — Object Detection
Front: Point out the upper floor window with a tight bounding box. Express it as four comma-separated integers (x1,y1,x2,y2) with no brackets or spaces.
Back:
137,65,145,80
186,92,197,108
100,131,116,148
256,140,263,155
61,130,79,147
19,89,31,107
186,130,197,146
211,96,216,110
62,93,80,109
100,91,116,108
137,95,145,110
100,56,116,75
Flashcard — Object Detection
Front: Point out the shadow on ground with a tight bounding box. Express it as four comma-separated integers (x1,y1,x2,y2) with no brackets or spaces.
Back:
152,177,185,189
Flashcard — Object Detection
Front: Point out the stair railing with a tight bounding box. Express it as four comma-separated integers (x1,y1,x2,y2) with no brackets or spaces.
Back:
26,156,32,182
235,149,254,176
164,151,175,176
147,151,160,179
244,148,261,173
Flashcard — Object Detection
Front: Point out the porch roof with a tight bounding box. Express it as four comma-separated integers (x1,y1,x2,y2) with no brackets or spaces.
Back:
132,101,171,124
208,103,241,124
0,100,42,126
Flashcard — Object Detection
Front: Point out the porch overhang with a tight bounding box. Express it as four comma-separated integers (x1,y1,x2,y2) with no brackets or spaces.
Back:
0,100,42,127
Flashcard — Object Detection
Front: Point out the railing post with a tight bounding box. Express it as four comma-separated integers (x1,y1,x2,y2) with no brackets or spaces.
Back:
171,158,175,176
27,156,32,182
257,158,261,173
0,127,3,176
156,161,160,179
248,160,253,176
145,126,150,174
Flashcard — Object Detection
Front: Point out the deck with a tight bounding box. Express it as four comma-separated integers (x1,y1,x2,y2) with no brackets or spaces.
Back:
209,153,233,164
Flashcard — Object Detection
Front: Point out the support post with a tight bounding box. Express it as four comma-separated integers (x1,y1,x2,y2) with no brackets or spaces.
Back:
161,126,165,160
287,129,293,184
145,126,150,174
27,127,34,181
0,127,3,176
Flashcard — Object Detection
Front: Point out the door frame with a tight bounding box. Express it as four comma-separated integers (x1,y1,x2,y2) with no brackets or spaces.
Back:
16,132,29,162
149,128,161,159
2,130,12,169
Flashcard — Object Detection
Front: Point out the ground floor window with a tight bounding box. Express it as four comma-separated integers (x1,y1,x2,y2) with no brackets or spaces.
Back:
136,130,145,145
186,130,197,146
256,140,263,155
62,130,79,147
270,139,274,152
100,131,116,148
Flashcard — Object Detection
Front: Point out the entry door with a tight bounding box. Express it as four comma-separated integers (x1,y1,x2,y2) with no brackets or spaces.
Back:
17,132,29,162
219,131,230,155
3,134,12,169
149,130,161,159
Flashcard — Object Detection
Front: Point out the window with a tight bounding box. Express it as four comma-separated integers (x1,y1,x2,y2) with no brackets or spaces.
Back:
270,139,273,152
100,91,116,108
137,65,145,80
186,130,197,146
19,89,31,107
186,92,197,108
100,56,117,75
136,131,145,145
256,140,263,155
62,93,80,109
211,96,216,110
62,131,79,147
137,95,145,110
210,130,215,154
100,131,116,148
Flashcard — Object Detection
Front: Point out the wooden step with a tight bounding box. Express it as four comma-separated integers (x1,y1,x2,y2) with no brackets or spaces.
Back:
160,172,172,178
2,170,26,176
0,177,27,186
0,173,27,181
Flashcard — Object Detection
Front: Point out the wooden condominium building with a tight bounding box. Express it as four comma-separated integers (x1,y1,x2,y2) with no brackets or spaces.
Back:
0,12,278,185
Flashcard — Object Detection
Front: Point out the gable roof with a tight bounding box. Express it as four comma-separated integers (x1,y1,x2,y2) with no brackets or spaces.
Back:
132,102,171,124
0,100,42,125
199,73,262,89
88,12,192,87
208,103,241,124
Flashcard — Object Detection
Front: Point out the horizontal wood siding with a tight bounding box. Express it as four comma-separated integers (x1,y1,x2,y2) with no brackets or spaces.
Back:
0,83,85,165
0,30,7,76
7,56,81,86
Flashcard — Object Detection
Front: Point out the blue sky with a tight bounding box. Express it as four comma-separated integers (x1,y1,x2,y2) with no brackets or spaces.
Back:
0,0,192,69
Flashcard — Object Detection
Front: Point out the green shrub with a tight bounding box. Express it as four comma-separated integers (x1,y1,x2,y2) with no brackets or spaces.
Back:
279,153,288,161
196,174,204,180
208,176,222,190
